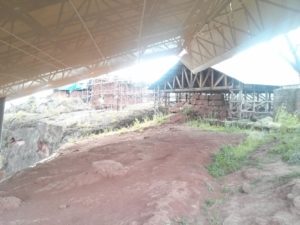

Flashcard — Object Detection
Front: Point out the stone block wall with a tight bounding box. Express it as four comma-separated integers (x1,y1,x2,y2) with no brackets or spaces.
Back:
274,86,300,115
169,93,229,120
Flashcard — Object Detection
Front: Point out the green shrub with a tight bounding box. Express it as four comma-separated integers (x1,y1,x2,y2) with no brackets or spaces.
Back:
274,106,300,128
182,106,198,119
270,107,300,164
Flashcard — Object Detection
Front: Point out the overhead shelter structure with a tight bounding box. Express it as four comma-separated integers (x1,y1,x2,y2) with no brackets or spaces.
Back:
150,63,279,119
0,0,299,100
0,0,299,132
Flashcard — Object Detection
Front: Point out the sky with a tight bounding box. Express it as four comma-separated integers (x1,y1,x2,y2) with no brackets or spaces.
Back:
212,27,300,85
109,55,179,84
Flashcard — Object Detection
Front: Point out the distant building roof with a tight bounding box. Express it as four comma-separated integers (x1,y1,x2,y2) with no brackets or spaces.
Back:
149,62,279,92
56,81,89,92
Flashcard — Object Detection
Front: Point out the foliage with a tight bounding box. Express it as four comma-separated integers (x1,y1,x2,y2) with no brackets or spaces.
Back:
270,108,300,164
270,129,300,164
274,106,300,129
181,106,198,120
121,113,167,132
208,131,269,177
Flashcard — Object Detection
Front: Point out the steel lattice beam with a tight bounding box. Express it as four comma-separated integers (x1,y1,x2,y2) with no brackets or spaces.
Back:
0,0,299,99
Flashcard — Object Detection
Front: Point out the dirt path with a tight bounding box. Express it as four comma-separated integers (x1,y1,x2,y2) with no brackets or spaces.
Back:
0,124,243,225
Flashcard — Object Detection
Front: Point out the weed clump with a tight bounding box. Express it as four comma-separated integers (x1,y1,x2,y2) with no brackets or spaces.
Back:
94,113,167,137
270,129,300,164
270,107,300,164
182,106,198,120
187,119,244,133
274,106,300,129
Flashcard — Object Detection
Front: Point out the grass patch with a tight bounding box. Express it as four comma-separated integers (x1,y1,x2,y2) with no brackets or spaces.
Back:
203,199,222,225
187,118,270,177
208,131,270,177
109,113,168,135
187,119,244,133
274,106,300,129
270,107,300,164
188,109,300,177
68,113,168,143
270,129,300,164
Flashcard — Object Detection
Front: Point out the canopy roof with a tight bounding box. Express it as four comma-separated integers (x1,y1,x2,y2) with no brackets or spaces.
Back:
0,0,299,99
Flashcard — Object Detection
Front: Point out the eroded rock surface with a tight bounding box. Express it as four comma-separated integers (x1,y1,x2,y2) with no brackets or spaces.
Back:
1,96,154,178
0,196,22,211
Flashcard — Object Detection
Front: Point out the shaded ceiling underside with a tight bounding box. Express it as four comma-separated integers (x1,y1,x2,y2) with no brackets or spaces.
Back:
0,0,299,99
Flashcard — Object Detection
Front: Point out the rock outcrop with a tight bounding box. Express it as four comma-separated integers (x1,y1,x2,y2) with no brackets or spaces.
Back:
0,96,154,178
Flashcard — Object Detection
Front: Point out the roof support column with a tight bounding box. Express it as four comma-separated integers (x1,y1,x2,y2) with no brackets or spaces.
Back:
0,97,5,148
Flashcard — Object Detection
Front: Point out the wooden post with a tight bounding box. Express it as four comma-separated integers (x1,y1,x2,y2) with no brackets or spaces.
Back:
238,89,243,119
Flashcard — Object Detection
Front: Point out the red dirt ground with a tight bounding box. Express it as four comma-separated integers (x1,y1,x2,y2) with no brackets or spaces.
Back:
0,124,243,225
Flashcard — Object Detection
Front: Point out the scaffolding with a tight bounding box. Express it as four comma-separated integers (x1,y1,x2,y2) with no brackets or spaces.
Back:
69,77,153,110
